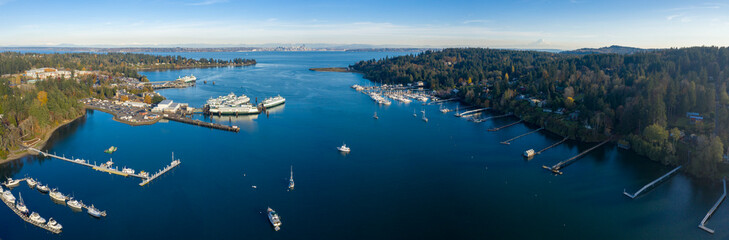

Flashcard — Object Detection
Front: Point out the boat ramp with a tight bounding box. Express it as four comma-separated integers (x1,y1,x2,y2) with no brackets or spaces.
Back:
623,166,682,199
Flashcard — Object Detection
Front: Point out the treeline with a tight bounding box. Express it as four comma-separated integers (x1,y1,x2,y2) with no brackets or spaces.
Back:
0,52,256,78
351,47,729,178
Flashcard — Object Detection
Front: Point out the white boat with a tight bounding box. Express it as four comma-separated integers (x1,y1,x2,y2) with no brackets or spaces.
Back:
413,109,417,117
208,104,261,115
267,207,282,231
29,212,46,224
87,204,104,218
47,218,63,231
176,74,197,83
122,167,135,175
26,178,37,188
2,190,16,203
288,166,295,190
36,183,50,194
524,149,536,158
49,189,67,202
337,143,351,153
4,178,20,187
422,110,428,122
260,95,286,108
67,199,83,211
16,193,28,215
373,111,378,119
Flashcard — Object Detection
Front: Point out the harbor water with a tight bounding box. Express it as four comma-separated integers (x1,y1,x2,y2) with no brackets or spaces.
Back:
2,51,729,239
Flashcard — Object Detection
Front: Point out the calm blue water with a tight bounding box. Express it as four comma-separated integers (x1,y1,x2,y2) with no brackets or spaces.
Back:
1,51,728,239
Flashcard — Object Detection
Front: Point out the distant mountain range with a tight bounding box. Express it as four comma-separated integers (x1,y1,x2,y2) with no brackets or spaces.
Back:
560,45,656,55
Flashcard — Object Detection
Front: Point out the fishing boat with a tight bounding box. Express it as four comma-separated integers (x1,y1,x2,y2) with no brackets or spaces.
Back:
2,190,16,203
267,207,282,231
288,166,295,190
373,111,378,119
337,143,351,153
16,193,28,215
67,198,83,211
49,189,67,202
29,212,46,224
104,146,117,154
26,178,37,188
87,204,104,218
47,218,63,231
4,178,20,188
36,183,50,194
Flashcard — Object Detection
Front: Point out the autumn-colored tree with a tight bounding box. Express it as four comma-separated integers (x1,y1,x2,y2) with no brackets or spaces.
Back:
37,91,48,106
144,95,152,104
120,95,129,101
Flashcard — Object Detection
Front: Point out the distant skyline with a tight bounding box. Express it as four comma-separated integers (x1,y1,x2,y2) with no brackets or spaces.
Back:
1,0,728,50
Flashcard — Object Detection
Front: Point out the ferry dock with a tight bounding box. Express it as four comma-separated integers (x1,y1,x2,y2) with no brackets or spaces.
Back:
623,165,683,199
535,137,569,155
542,138,611,174
28,148,180,187
164,114,240,132
1,196,61,234
500,127,544,145
698,179,726,234
487,120,523,132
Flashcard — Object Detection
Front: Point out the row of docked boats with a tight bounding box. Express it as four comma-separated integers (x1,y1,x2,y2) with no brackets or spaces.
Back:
1,185,63,232
205,92,286,115
4,177,105,218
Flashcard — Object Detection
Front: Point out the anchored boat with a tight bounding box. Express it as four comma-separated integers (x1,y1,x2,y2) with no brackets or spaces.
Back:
337,143,351,153
288,166,295,190
267,207,282,231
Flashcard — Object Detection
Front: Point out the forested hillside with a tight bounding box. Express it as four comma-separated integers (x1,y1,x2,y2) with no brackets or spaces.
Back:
351,47,729,178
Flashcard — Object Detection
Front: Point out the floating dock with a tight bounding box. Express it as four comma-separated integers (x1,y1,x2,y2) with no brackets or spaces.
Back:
699,179,726,234
536,137,569,155
29,148,180,187
1,197,61,234
623,166,683,199
542,138,611,174
501,127,544,145
164,115,240,132
487,120,523,132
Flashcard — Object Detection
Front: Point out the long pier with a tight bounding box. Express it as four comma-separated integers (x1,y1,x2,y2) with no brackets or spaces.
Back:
1,197,61,234
699,179,726,234
457,108,490,117
426,98,459,105
623,166,683,199
140,158,181,186
536,137,569,154
164,115,240,132
487,120,523,132
542,138,611,174
29,148,180,186
500,127,543,145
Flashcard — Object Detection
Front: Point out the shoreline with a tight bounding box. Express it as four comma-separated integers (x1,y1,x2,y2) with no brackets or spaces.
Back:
0,113,86,165
83,105,161,126
137,62,256,71
309,67,352,72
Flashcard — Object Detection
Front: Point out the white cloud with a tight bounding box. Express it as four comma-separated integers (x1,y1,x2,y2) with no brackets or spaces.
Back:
666,14,681,21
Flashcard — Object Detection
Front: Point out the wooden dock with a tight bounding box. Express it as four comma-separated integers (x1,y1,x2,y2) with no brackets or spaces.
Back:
164,115,240,132
623,166,683,199
426,98,459,105
542,138,611,174
1,196,61,234
501,127,544,145
457,108,490,117
536,137,569,155
699,179,726,234
487,120,523,132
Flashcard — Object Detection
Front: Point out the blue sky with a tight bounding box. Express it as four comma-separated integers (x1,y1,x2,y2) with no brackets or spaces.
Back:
0,0,728,49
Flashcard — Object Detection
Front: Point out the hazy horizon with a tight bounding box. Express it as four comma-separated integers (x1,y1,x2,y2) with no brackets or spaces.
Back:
1,0,728,50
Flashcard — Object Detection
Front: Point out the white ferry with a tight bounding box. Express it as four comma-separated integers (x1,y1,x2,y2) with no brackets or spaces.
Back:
176,74,197,83
260,95,286,108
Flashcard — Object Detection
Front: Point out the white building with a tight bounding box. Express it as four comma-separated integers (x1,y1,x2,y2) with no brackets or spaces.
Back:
122,101,150,108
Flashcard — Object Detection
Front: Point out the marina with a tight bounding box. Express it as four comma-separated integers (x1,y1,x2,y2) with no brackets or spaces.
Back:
623,165,683,199
699,179,726,234
28,148,180,186
1,192,61,234
542,138,611,174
